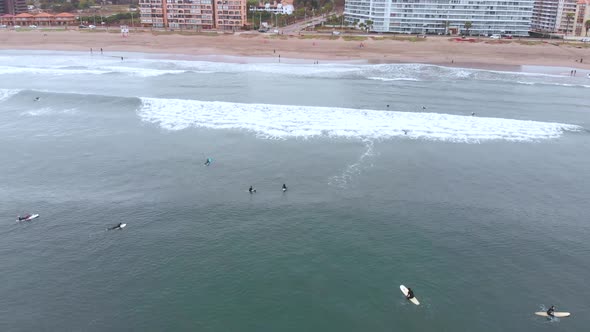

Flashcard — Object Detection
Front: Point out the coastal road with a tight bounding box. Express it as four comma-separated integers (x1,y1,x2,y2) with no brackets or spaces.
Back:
281,13,333,35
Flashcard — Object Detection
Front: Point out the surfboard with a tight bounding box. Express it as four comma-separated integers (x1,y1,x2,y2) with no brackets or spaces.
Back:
400,285,420,305
535,311,570,318
120,224,127,229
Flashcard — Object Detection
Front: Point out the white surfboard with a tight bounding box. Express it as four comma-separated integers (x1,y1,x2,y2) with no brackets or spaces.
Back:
120,224,127,229
400,285,420,305
535,311,570,318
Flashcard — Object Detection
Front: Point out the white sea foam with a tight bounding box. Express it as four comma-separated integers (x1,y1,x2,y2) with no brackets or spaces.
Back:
138,97,581,143
0,65,196,77
22,107,77,116
367,77,420,82
329,140,376,188
0,89,19,102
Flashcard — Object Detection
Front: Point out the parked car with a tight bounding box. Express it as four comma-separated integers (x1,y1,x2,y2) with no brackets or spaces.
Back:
79,25,88,29
13,25,21,29
88,25,96,29
582,37,590,43
28,25,37,29
489,34,501,39
0,24,7,29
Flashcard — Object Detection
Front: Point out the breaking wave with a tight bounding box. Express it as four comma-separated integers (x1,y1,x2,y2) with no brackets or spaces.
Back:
0,88,19,103
137,97,582,143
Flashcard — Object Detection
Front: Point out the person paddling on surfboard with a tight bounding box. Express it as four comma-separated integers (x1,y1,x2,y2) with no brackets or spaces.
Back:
204,158,212,166
282,184,287,192
249,186,256,194
108,223,124,230
547,305,555,317
405,287,415,300
18,214,31,221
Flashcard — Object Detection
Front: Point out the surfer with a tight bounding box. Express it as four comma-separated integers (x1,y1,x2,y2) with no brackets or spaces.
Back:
33,97,40,101
405,287,415,300
282,184,287,192
471,112,476,116
547,305,555,317
17,214,31,221
402,129,408,135
108,223,124,230
204,157,212,166
249,186,256,194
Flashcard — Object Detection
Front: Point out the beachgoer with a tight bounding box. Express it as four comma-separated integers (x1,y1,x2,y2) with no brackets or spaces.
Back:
282,184,287,191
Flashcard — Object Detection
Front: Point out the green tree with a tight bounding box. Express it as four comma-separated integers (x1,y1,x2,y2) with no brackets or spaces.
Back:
464,21,472,35
585,19,590,36
365,19,373,32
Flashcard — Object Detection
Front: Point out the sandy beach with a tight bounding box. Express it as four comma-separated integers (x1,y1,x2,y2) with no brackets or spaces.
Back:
1,29,590,70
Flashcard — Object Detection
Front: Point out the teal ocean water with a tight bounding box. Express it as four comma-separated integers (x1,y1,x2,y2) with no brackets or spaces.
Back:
0,50,589,331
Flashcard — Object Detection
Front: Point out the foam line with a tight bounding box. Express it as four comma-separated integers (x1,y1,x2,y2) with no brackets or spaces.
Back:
138,97,581,143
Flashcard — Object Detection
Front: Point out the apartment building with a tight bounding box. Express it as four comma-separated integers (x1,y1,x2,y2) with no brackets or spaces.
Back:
573,0,590,35
555,0,577,33
1,0,27,15
344,0,535,36
531,0,559,31
139,0,245,30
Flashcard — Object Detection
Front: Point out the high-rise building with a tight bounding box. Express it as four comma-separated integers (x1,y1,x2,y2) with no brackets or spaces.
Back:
214,0,247,31
555,0,577,33
531,0,559,32
140,0,245,31
1,0,27,15
573,0,590,36
344,0,534,36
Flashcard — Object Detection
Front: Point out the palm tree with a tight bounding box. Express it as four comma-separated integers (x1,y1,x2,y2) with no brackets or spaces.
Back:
464,21,472,36
359,22,366,31
565,12,574,36
585,19,590,37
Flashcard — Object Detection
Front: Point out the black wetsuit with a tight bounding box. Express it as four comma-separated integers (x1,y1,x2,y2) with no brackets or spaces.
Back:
109,223,123,230
547,307,555,317
406,288,415,299
282,184,287,191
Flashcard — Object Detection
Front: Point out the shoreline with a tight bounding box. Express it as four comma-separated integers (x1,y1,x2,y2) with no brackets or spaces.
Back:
1,30,590,73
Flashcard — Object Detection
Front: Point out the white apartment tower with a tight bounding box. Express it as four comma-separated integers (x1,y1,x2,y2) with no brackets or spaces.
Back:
344,0,535,36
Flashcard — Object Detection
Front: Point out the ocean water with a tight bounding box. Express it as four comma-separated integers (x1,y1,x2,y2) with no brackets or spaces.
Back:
0,50,589,331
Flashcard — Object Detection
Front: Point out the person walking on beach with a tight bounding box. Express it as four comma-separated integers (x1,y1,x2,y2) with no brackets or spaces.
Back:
100,48,103,55
90,48,93,54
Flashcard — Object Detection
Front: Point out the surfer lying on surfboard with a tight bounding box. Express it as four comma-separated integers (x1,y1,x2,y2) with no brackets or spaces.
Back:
249,186,257,194
204,158,212,166
406,287,415,300
108,223,125,230
547,305,555,317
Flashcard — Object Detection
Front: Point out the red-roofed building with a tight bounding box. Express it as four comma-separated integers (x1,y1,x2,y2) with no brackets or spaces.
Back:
0,13,15,25
14,12,34,26
54,12,76,26
35,12,53,26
